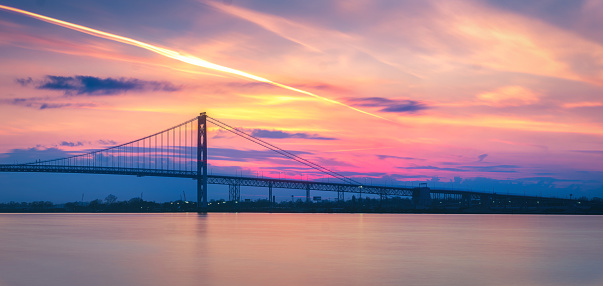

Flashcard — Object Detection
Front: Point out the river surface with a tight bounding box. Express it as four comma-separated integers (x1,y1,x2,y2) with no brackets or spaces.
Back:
0,213,601,286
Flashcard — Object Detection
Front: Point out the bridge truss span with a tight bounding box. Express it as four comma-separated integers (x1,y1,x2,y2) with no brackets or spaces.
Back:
0,163,413,196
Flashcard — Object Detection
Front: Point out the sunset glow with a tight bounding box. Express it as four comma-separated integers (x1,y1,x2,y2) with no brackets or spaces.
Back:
0,0,602,202
0,4,388,122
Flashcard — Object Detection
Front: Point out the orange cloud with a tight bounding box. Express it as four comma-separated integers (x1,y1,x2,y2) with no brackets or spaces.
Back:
562,101,603,108
432,1,603,85
0,4,390,122
206,0,603,86
204,1,424,80
403,115,603,135
477,86,540,107
205,2,339,53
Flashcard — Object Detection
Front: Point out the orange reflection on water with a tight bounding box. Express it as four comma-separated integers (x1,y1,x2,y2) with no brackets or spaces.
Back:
0,213,602,286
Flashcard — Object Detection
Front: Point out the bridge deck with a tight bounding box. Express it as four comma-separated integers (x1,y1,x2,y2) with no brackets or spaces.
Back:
0,164,569,202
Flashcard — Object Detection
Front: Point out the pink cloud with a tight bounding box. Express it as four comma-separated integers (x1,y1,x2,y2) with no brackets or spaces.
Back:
477,86,540,107
562,101,603,108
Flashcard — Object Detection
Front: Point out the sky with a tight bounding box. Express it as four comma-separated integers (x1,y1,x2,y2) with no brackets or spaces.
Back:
0,0,602,203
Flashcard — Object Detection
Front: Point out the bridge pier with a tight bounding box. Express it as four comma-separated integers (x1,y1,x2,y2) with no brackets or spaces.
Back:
480,194,491,209
197,176,205,211
269,182,273,204
229,184,240,202
412,184,432,209
462,194,472,208
380,193,387,201
306,184,310,203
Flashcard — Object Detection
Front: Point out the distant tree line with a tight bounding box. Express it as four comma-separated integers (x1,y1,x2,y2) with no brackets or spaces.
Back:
0,195,410,213
0,194,198,213
1,195,602,214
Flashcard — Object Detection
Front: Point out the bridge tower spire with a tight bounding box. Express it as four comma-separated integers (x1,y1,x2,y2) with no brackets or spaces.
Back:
197,112,208,211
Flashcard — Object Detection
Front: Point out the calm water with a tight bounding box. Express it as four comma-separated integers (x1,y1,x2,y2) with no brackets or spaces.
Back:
0,213,601,286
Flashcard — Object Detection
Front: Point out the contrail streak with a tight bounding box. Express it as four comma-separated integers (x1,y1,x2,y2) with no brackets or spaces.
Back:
0,4,391,122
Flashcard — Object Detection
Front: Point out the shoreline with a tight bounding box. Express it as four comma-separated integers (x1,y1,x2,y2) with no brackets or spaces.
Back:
1,209,601,215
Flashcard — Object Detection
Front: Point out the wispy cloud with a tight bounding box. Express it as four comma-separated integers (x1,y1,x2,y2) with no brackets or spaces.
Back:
251,129,336,140
477,154,488,162
399,165,467,172
17,75,180,96
97,140,118,146
0,147,73,164
3,97,96,110
477,86,540,107
207,0,603,85
398,164,518,173
376,155,418,160
224,81,348,93
59,141,84,147
572,150,603,155
208,147,312,163
562,102,603,108
465,165,518,173
348,97,429,113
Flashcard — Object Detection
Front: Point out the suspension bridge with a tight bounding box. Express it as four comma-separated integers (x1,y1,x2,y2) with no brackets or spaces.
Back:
0,112,578,211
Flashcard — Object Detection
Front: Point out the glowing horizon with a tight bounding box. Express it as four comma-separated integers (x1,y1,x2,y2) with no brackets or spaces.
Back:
0,0,601,202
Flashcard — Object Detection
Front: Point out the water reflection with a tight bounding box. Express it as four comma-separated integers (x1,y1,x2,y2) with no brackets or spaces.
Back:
0,214,601,286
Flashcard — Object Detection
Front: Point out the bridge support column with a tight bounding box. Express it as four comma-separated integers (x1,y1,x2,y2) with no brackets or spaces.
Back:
197,112,208,212
268,182,273,206
462,194,472,208
306,184,310,203
229,184,240,202
480,194,491,209
412,184,432,209
338,189,344,202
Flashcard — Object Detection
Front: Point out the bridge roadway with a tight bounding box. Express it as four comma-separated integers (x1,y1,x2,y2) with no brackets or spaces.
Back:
0,164,571,205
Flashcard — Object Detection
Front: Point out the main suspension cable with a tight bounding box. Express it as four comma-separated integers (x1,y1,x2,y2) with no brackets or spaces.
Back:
207,116,361,186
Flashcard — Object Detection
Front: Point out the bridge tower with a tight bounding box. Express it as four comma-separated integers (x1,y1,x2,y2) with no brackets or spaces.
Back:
197,113,208,211
412,183,432,209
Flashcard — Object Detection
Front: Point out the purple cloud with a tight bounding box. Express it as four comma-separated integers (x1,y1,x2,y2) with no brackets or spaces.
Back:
348,97,429,113
376,154,419,160
572,150,603,155
478,154,488,162
398,164,518,173
17,75,181,96
251,129,336,140
4,97,96,110
60,141,84,147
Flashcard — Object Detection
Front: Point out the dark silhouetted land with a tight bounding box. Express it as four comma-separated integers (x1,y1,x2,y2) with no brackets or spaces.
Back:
2,195,602,214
